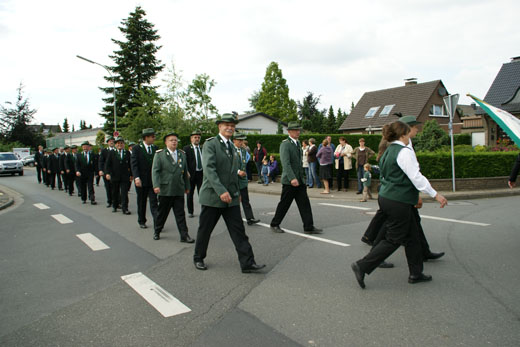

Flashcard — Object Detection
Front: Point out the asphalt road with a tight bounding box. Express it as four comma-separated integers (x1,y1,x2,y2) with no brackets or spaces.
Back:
0,169,519,346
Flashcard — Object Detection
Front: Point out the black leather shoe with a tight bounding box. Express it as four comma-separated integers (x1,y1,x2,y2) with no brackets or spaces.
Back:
351,262,366,289
270,225,284,233
304,227,323,234
153,233,160,240
181,235,195,243
188,213,194,218
378,261,394,268
91,201,97,205
247,218,260,225
106,203,112,208
424,252,445,261
123,210,131,215
360,236,373,246
241,263,266,273
194,261,207,270
82,201,87,204
112,208,117,213
408,273,432,284
139,224,147,229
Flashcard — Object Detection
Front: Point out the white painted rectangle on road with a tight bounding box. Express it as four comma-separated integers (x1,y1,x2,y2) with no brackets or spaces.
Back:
319,203,372,211
122,272,191,318
76,233,110,251
249,220,350,247
34,203,50,210
420,215,490,226
51,214,73,224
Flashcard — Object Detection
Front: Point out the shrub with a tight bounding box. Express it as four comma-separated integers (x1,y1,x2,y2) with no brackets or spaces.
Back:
453,133,471,145
414,119,449,152
453,145,474,152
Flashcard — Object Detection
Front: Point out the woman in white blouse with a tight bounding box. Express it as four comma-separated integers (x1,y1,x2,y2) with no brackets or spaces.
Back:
334,137,353,192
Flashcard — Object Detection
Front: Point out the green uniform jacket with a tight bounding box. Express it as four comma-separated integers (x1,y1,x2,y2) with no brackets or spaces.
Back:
280,138,305,185
236,146,249,190
199,136,241,207
151,148,190,197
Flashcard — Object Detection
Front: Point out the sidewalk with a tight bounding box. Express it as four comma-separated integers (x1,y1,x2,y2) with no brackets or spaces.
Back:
0,189,15,210
247,180,520,202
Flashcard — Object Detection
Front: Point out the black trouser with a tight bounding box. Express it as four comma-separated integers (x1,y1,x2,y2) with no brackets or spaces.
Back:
103,176,112,205
136,185,158,226
255,162,262,181
155,195,188,237
61,172,67,190
75,175,81,195
79,172,95,202
367,207,432,259
67,172,75,194
240,187,255,220
356,196,423,277
111,179,129,211
48,171,56,189
328,164,334,189
57,171,63,189
270,184,314,230
194,205,255,269
36,166,42,183
187,170,203,214
269,172,277,183
43,169,48,185
96,174,101,185
337,166,349,190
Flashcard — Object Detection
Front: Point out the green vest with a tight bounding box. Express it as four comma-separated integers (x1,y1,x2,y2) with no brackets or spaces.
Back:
236,146,248,190
378,143,418,205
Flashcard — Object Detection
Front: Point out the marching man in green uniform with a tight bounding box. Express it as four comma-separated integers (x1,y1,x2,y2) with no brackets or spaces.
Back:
193,113,265,273
152,132,194,242
233,132,260,225
270,122,322,234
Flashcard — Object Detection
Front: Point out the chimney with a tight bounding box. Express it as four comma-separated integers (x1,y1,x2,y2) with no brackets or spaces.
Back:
511,56,520,63
404,78,417,86
471,103,477,110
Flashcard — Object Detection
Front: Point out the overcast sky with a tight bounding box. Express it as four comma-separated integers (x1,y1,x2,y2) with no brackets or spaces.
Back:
1,0,518,130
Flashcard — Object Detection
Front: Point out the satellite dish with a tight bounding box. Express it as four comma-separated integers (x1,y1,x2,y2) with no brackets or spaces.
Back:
438,87,447,96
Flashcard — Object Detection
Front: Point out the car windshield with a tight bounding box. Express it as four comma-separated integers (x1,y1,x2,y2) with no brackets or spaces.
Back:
0,153,18,161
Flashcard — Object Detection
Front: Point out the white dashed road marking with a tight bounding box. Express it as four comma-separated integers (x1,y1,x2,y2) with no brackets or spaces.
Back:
51,214,73,224
322,203,490,226
34,203,50,209
122,272,191,318
76,233,110,251
319,203,372,211
246,220,350,247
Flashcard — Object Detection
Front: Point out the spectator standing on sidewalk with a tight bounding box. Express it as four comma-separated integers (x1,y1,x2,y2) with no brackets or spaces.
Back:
334,137,353,191
253,141,267,184
302,140,310,186
353,138,375,194
316,139,333,194
307,138,320,188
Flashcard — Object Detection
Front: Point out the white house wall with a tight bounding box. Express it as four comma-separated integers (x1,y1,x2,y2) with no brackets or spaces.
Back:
236,117,287,134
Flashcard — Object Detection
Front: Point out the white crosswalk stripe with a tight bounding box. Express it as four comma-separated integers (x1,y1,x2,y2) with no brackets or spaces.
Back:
76,233,110,251
51,214,73,224
122,272,191,318
34,203,50,210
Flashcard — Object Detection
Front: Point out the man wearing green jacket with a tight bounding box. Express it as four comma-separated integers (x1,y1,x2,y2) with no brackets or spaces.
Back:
193,114,265,273
270,122,322,234
152,132,193,242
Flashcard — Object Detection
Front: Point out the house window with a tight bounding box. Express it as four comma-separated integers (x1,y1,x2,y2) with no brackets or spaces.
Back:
379,104,394,117
429,104,447,117
365,106,380,118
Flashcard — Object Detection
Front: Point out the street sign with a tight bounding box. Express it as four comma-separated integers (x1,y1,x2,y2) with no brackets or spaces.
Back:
443,94,459,120
113,131,119,137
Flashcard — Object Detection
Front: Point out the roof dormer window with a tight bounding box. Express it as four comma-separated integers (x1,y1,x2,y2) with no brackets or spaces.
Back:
379,104,395,117
365,106,380,118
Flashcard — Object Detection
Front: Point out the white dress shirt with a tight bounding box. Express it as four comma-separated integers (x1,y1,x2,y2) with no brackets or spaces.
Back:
394,140,437,198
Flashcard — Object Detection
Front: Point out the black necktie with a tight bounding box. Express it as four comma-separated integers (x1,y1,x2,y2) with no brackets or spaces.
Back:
226,141,232,154
196,146,202,170
147,146,152,155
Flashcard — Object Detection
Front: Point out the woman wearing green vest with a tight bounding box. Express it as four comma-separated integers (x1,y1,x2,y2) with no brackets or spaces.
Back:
351,121,447,289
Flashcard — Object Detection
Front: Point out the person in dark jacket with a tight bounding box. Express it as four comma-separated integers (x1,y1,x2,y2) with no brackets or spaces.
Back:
307,138,321,188
131,128,159,229
42,149,50,186
75,141,97,205
99,137,116,208
253,141,267,183
63,146,76,196
47,148,60,189
183,130,204,218
34,145,44,183
59,147,68,192
105,137,132,214
508,153,520,188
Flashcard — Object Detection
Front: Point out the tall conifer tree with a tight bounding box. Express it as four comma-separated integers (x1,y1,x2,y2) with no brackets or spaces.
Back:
100,6,164,132
256,62,297,122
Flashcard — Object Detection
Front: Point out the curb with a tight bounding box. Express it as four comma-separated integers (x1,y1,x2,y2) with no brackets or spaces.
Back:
0,191,14,211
